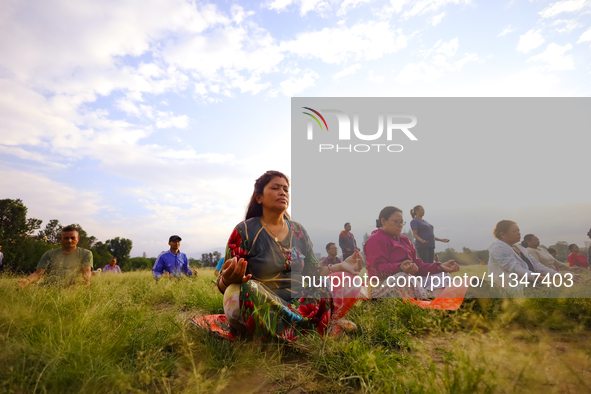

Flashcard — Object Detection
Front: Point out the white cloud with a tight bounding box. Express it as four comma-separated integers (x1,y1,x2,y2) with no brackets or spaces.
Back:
160,25,283,78
539,0,590,18
578,26,591,43
0,166,104,224
436,37,458,56
267,0,295,12
266,0,332,16
388,0,471,19
267,0,370,16
0,146,67,169
270,70,319,96
498,25,516,37
280,21,409,64
224,70,271,94
551,19,583,33
516,29,545,53
528,43,575,70
231,4,254,23
431,12,446,25
115,98,142,117
337,0,373,15
396,62,442,83
155,111,190,129
500,67,562,95
333,64,362,80
395,38,479,83
0,0,286,124
367,70,385,83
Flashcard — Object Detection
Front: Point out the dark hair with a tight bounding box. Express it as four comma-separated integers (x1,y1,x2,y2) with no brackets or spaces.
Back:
493,220,516,240
410,205,422,218
376,206,403,228
245,171,290,220
588,228,591,238
568,244,577,251
61,225,79,235
547,248,557,254
344,222,350,229
326,242,335,251
521,234,535,248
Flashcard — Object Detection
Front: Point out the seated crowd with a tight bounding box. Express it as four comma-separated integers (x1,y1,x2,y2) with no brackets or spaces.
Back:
15,170,591,343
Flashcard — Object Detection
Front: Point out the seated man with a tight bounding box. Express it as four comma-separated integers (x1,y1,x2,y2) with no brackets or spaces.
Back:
152,235,194,281
103,257,122,273
19,226,93,287
321,242,342,267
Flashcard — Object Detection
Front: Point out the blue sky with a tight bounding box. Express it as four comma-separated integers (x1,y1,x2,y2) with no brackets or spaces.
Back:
1,0,590,257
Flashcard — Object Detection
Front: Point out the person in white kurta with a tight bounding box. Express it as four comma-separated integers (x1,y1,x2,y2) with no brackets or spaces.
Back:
488,221,556,295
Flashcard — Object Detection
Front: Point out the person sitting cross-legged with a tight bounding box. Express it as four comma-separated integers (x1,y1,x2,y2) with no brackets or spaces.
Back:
321,242,342,267
152,235,194,281
364,206,459,299
103,257,122,274
215,170,365,342
19,226,93,288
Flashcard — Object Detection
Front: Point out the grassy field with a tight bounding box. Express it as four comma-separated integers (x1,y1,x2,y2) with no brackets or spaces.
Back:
2,268,591,393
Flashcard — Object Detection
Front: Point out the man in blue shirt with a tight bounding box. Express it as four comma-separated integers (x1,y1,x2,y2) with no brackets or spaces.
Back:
152,235,194,281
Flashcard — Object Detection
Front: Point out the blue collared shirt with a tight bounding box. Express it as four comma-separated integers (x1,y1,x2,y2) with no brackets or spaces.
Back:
152,249,193,280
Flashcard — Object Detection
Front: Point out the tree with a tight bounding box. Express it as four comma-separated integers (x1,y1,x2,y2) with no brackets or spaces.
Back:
438,247,457,263
212,251,222,265
189,258,202,269
91,241,113,269
550,241,569,261
20,239,60,272
475,250,489,263
38,219,62,244
127,257,152,271
201,253,212,267
106,237,133,263
0,199,42,271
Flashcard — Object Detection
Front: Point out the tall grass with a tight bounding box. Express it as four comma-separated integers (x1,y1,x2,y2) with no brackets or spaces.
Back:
1,270,591,393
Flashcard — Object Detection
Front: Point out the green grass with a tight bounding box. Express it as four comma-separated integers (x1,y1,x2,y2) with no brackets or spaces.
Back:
1,268,591,393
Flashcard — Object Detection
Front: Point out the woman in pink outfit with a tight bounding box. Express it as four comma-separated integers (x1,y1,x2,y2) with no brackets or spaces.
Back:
364,206,459,299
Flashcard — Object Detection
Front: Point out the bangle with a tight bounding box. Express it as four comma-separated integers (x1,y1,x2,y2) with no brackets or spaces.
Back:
328,264,334,274
216,276,226,294
221,276,229,287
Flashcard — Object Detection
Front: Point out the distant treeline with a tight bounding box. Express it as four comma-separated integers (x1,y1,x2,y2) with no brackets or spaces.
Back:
0,198,133,273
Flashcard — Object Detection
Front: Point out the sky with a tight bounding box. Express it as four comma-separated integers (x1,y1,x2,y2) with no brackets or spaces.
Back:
1,0,590,258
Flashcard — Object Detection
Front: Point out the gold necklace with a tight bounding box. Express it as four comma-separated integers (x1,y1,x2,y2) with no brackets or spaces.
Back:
260,217,285,242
